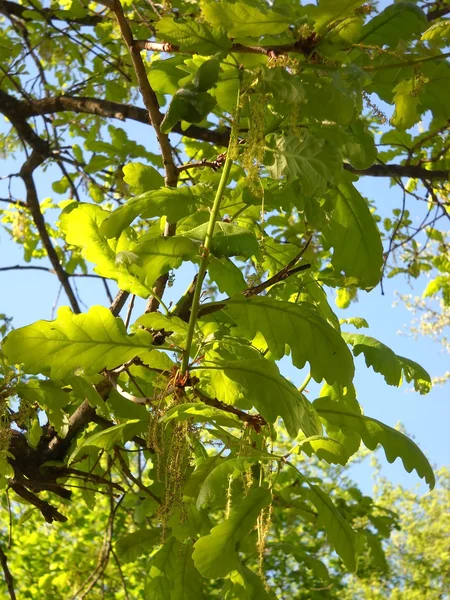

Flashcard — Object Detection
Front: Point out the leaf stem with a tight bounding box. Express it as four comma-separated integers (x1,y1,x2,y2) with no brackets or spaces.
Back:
298,372,312,394
181,80,242,374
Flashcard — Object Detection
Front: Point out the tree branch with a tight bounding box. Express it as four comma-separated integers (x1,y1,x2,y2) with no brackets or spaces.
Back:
114,447,161,504
427,6,450,21
0,265,108,280
111,0,177,187
20,154,81,313
194,390,267,433
0,198,27,208
2,89,448,181
9,482,67,523
344,162,449,181
0,544,16,600
0,89,230,146
110,0,179,311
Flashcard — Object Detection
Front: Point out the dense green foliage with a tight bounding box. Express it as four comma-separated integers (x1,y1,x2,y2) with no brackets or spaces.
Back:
0,453,448,598
0,0,449,597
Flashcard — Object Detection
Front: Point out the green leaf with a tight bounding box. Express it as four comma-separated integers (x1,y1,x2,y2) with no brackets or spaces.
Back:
193,58,221,92
69,375,109,412
303,478,357,572
296,435,351,466
59,203,150,297
161,89,216,134
201,0,290,38
122,162,164,195
359,2,427,47
302,75,357,125
276,543,329,581
268,133,341,195
421,20,450,44
129,236,198,291
161,403,242,429
313,398,436,489
183,222,259,258
100,187,202,238
149,57,185,95
223,296,355,385
342,121,378,170
208,257,247,295
195,355,322,437
324,178,383,289
2,305,165,379
156,17,231,54
16,380,70,437
342,332,431,393
396,356,432,395
223,565,277,599
339,317,369,329
391,80,419,130
259,67,306,104
115,528,160,564
133,312,189,337
71,420,146,456
196,456,261,509
192,486,272,578
318,383,362,455
311,0,366,32
146,537,204,600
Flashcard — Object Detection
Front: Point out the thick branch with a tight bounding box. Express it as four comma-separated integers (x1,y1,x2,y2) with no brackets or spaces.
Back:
427,6,450,21
9,482,67,523
2,90,448,181
111,0,177,187
0,545,16,600
0,89,230,146
136,39,313,58
344,162,449,181
110,0,179,311
20,155,81,313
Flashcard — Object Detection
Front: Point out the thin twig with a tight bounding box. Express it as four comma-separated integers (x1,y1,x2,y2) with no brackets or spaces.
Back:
193,389,267,433
114,447,161,504
112,550,130,600
124,294,135,329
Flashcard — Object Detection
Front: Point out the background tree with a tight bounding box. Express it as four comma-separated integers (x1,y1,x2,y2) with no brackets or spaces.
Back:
0,0,449,597
1,449,448,599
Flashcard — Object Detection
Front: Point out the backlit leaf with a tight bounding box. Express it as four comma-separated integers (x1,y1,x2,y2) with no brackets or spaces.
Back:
323,177,383,289
268,133,341,196
3,305,165,379
156,17,231,54
122,162,164,195
201,0,290,38
342,332,431,393
183,222,259,258
222,296,355,385
305,480,358,572
100,187,202,238
359,3,427,47
314,398,435,489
